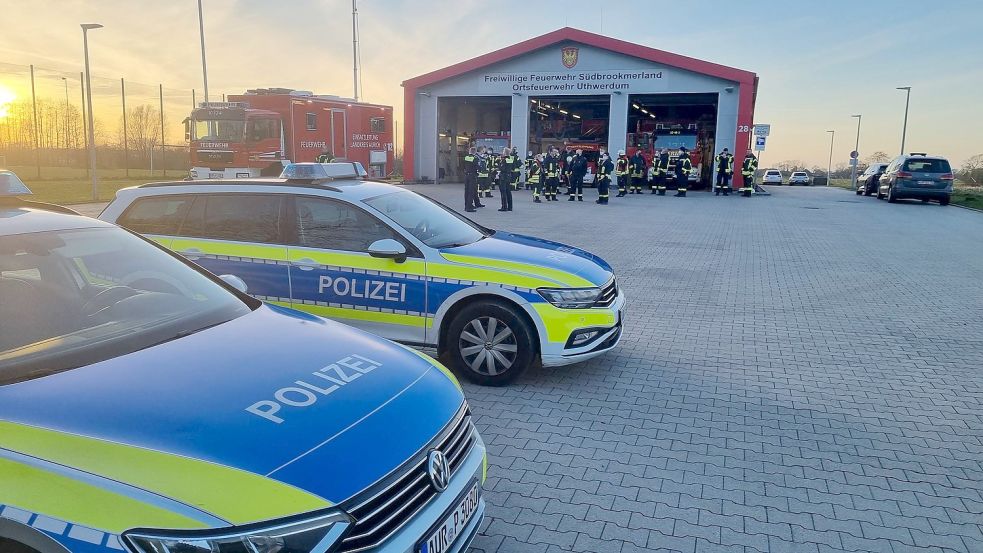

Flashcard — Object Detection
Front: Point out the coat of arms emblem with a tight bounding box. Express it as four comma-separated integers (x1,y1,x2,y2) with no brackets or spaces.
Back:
561,47,579,69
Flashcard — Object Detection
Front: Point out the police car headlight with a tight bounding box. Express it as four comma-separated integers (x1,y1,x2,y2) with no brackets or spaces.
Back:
537,287,601,309
123,511,352,553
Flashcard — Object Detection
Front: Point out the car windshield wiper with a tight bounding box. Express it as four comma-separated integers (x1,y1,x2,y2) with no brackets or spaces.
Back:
136,318,233,351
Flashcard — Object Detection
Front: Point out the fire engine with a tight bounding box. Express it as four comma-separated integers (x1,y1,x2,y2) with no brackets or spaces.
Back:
187,88,394,179
627,123,711,189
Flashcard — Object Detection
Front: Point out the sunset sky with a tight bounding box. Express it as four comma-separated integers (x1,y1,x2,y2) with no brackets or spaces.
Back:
1,0,980,168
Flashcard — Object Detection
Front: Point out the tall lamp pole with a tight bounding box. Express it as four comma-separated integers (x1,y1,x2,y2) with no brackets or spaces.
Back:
849,114,862,190
896,86,911,156
61,77,70,151
826,130,835,186
81,23,103,201
197,0,209,103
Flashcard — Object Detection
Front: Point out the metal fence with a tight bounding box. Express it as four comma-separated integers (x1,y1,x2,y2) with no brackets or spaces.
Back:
0,61,219,176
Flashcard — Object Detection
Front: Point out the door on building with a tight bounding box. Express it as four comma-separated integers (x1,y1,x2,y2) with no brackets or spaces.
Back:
627,94,718,190
331,110,348,159
436,96,512,183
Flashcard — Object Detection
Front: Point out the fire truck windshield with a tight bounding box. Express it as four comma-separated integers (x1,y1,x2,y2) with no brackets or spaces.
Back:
194,119,245,142
657,135,698,150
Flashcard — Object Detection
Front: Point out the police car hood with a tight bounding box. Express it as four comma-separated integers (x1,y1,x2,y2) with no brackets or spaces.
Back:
0,304,464,519
441,231,613,287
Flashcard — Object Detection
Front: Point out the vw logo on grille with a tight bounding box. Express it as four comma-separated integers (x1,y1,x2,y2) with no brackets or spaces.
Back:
426,449,450,492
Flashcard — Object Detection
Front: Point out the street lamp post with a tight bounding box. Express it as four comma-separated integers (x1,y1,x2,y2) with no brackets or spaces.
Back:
61,77,69,152
197,0,209,103
849,114,862,190
81,23,102,201
826,130,835,187
897,86,911,156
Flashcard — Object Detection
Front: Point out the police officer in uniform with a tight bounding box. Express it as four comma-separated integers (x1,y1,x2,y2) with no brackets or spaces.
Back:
595,151,614,204
740,150,758,196
528,153,544,202
511,151,523,191
463,147,484,212
615,150,630,197
544,148,561,201
675,146,692,197
567,149,587,201
629,149,646,194
497,148,515,211
714,148,735,196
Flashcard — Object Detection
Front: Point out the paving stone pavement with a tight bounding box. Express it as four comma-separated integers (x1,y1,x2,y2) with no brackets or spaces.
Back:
408,184,983,553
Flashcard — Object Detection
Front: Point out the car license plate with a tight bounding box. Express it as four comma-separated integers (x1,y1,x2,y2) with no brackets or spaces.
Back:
418,482,480,553
208,172,223,178
917,180,933,185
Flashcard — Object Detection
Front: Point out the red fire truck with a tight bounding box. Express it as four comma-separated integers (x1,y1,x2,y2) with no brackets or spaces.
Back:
627,123,711,189
188,88,394,179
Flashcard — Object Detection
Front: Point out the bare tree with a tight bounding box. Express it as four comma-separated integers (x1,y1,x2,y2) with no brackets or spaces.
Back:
960,154,983,185
866,151,891,164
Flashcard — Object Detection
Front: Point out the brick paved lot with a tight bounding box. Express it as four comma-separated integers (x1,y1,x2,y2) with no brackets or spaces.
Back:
412,185,983,553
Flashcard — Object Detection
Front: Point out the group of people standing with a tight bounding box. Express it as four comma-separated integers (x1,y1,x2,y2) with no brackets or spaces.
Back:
461,144,760,212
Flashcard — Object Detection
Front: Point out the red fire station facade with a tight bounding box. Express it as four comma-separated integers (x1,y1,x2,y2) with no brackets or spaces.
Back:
402,27,757,189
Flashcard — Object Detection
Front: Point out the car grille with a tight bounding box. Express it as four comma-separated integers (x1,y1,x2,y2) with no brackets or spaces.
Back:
594,279,618,307
337,404,477,553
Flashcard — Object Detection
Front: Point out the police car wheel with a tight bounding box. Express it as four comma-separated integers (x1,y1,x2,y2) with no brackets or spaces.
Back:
446,301,535,386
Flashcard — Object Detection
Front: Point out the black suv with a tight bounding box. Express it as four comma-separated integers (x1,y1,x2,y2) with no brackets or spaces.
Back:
856,163,888,196
878,154,953,205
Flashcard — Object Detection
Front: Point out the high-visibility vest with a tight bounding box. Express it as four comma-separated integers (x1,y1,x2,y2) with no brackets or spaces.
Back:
678,155,693,175
616,157,629,176
477,156,489,177
545,157,560,178
716,154,734,174
629,156,645,178
528,162,542,183
742,156,758,177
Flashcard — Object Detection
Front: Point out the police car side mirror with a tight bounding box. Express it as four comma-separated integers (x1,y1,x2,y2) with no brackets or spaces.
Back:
368,239,407,263
219,274,248,293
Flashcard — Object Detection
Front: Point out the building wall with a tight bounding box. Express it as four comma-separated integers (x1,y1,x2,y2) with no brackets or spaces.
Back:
412,41,744,181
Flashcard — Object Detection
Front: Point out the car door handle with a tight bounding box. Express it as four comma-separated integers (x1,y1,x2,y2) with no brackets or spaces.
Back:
291,258,320,271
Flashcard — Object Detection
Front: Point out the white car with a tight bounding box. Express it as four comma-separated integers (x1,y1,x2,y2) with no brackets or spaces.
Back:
788,171,811,186
762,170,784,185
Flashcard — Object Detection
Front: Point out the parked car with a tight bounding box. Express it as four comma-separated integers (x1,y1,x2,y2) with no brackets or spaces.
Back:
762,170,783,185
101,163,626,386
878,154,953,205
788,171,811,186
0,172,486,553
856,163,889,196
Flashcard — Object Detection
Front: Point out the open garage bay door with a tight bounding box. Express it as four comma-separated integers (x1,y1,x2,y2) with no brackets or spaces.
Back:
627,93,718,190
436,96,511,183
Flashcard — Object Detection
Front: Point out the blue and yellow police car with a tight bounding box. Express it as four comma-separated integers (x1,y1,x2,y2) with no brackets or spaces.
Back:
0,171,486,553
100,163,626,386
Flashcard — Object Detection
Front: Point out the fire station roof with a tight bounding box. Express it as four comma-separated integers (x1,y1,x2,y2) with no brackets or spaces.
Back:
402,27,757,89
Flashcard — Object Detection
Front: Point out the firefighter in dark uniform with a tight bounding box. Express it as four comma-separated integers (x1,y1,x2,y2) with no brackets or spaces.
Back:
316,150,334,163
476,147,491,198
529,153,544,203
524,150,535,190
595,151,614,204
714,148,735,196
740,150,758,196
615,150,629,197
463,147,484,212
484,148,497,198
497,148,515,211
675,146,692,197
629,149,646,194
511,150,523,191
544,149,561,201
655,149,671,195
562,146,574,195
567,149,587,201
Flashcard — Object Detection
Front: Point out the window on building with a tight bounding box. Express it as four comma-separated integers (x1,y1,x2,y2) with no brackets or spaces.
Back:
306,113,318,131
370,117,385,133
293,196,399,252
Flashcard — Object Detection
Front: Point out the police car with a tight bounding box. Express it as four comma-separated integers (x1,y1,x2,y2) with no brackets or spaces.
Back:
0,171,485,553
100,163,626,386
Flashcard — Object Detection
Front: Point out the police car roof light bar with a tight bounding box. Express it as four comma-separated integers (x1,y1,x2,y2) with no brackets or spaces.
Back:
0,171,33,196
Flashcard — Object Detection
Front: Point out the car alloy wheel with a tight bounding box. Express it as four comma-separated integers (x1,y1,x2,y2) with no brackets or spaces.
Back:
459,316,517,376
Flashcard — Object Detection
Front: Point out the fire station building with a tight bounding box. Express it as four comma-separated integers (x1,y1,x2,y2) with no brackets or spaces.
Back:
402,27,757,189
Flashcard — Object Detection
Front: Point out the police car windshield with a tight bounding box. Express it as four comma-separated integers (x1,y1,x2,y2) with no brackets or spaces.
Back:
364,190,487,248
0,227,253,384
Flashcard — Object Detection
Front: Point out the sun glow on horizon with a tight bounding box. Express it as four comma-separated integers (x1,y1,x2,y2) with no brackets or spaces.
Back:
0,84,16,119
